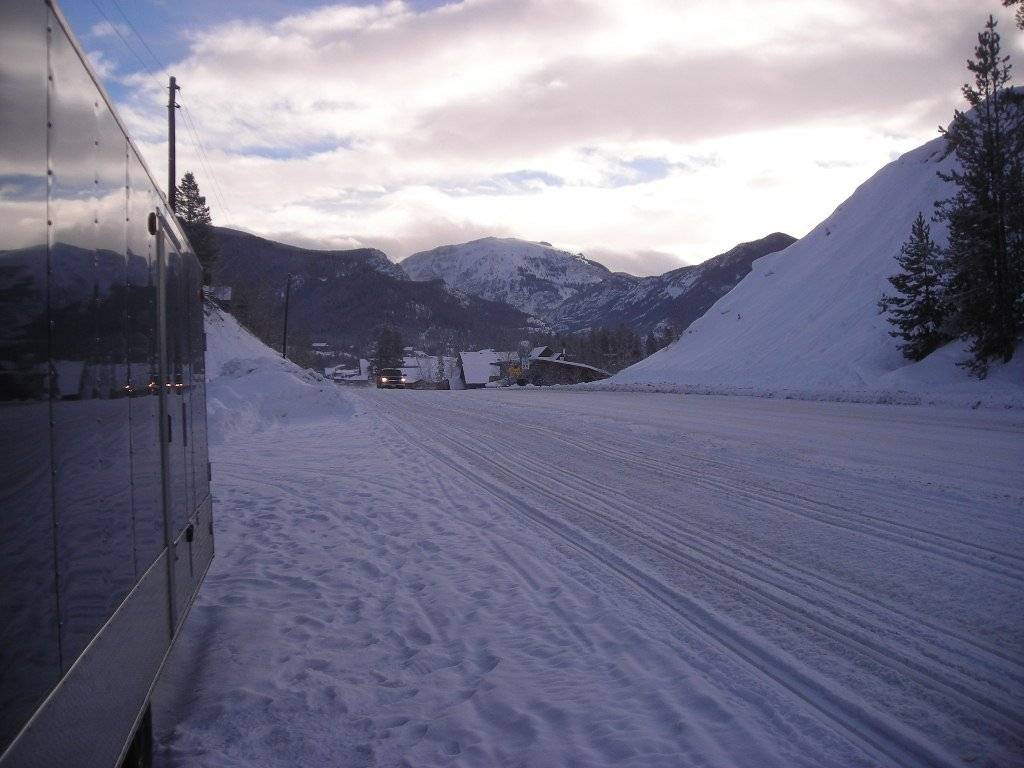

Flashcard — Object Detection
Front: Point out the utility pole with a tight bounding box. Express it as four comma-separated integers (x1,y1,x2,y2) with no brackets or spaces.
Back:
168,76,180,211
282,273,293,359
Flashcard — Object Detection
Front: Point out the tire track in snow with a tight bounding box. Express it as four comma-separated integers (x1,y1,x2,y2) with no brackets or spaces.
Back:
399,399,1024,747
369,397,967,768
403,398,1024,681
415,399,1024,581
441,415,1024,738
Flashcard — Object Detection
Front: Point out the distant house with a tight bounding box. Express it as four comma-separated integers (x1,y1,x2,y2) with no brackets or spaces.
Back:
398,352,451,389
457,350,501,388
328,358,371,385
456,346,605,388
529,345,564,361
529,357,610,386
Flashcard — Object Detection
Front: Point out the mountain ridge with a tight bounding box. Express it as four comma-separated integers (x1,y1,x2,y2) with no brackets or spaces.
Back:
402,236,611,316
549,233,796,335
402,232,796,336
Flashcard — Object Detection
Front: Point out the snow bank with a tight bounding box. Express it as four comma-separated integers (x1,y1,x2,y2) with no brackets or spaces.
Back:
605,134,1023,408
204,307,352,443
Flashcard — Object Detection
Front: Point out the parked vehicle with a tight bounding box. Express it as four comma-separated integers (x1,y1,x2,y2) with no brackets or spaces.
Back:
0,3,213,766
377,368,408,388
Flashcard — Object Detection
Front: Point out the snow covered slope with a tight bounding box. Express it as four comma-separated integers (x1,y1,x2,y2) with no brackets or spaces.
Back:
610,135,1023,406
204,306,352,442
402,237,610,316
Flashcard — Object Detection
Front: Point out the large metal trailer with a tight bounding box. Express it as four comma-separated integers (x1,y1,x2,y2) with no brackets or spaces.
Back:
0,2,214,765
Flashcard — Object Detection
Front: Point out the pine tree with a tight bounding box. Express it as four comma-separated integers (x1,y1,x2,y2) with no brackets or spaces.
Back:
374,328,404,370
879,213,948,360
936,16,1024,376
176,171,219,284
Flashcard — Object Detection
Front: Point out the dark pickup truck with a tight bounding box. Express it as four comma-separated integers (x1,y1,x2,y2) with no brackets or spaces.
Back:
377,368,408,388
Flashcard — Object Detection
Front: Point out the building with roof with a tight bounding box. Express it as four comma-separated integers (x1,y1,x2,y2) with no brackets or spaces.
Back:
528,357,610,386
455,345,608,388
457,349,501,388
529,345,563,361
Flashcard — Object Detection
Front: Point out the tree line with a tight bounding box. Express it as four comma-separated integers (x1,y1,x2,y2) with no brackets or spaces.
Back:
880,14,1023,376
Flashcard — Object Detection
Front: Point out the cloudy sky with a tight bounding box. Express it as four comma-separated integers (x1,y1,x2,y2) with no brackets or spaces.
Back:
64,0,1021,274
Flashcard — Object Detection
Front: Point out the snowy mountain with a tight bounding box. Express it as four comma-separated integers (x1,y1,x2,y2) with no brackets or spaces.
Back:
402,237,610,316
211,228,535,355
608,135,1023,405
549,233,796,335
401,233,795,335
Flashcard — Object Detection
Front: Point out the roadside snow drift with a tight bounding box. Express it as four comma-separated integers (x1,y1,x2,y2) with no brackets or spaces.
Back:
609,135,1023,406
203,307,352,442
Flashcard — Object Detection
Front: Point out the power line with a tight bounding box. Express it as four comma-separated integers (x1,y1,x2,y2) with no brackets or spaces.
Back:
88,0,164,92
177,105,219,211
106,0,165,74
186,107,233,219
178,100,230,215
89,0,236,223
179,100,233,220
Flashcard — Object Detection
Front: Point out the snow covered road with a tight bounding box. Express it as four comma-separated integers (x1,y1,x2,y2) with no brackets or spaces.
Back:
154,386,1024,768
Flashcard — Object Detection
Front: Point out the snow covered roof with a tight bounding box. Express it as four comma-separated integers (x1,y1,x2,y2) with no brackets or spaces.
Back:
332,367,367,380
531,357,610,376
459,350,501,385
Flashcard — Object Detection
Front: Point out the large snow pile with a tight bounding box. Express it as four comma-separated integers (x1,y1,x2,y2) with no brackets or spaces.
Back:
204,307,352,442
608,135,1023,407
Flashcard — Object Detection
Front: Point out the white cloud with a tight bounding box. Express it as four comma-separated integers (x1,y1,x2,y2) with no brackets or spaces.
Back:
113,0,1022,274
85,49,117,79
89,20,130,39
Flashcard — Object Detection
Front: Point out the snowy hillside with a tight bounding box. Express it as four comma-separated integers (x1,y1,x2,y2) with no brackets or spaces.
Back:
609,135,1024,406
402,237,610,316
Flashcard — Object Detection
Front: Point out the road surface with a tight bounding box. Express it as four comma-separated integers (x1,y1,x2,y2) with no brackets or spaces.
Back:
154,387,1024,768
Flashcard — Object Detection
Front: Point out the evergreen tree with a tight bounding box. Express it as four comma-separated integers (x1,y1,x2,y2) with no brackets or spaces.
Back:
176,171,219,283
374,328,404,370
879,213,948,360
936,16,1024,375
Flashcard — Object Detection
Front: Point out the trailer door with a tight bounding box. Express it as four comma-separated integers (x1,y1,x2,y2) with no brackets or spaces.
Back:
155,215,193,627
